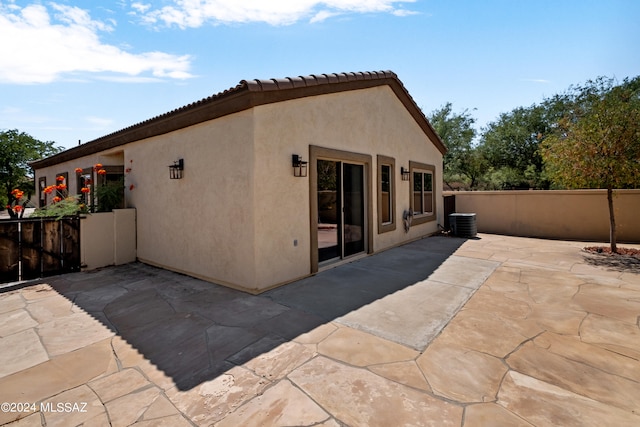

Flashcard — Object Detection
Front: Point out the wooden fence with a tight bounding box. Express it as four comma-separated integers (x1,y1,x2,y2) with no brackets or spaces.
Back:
0,217,81,283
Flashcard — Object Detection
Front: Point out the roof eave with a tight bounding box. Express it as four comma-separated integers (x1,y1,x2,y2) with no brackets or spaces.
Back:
31,70,446,169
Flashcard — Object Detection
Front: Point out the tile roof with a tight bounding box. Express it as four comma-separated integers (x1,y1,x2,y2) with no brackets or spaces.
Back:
31,71,445,168
242,70,397,91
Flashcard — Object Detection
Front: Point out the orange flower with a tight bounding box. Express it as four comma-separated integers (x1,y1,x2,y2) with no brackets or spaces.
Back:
52,196,62,203
56,184,67,191
10,188,19,195
75,168,83,174
13,205,23,213
56,176,65,182
81,187,90,194
93,163,103,170
97,169,107,175
43,186,55,194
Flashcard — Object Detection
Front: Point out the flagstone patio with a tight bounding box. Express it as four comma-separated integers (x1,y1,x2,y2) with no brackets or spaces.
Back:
0,234,639,426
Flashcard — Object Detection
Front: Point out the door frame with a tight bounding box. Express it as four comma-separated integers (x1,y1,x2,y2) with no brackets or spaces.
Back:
309,145,373,274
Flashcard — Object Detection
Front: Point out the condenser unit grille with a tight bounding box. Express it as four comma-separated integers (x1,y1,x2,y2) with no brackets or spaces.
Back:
449,213,477,238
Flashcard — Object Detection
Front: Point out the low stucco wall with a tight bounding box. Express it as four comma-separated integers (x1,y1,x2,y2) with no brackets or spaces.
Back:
81,209,136,270
445,190,640,243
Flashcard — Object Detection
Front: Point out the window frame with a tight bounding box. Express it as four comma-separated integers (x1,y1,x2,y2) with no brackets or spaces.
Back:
77,168,94,207
409,161,436,225
38,177,47,207
55,172,68,199
377,155,396,234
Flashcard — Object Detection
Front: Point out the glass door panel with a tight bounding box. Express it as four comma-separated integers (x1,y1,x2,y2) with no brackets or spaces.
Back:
317,160,365,263
343,163,364,257
317,160,339,262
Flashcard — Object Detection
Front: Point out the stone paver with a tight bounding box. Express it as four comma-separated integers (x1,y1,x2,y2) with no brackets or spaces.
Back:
0,329,48,379
0,234,639,426
417,339,508,403
215,380,331,427
317,326,418,366
289,356,463,427
497,371,639,427
0,309,38,337
37,311,114,356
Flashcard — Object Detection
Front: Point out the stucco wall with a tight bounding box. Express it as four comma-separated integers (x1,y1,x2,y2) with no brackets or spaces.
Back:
126,110,257,289
252,86,444,289
81,209,136,270
33,86,444,293
447,190,640,243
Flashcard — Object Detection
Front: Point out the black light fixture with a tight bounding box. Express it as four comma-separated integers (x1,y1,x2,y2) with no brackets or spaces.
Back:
400,166,410,181
169,159,184,179
292,154,308,177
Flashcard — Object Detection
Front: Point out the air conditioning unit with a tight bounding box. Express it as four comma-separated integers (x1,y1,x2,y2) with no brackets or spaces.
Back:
449,213,477,238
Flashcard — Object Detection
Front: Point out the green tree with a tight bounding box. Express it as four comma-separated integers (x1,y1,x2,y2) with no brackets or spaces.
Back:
0,129,62,214
541,76,640,252
428,103,484,189
479,101,565,189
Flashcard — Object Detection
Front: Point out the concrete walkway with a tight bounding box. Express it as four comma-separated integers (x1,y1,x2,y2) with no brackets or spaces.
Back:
0,234,639,426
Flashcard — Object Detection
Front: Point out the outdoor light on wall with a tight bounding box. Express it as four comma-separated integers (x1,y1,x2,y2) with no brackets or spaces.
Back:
400,166,410,181
292,154,308,177
169,159,184,179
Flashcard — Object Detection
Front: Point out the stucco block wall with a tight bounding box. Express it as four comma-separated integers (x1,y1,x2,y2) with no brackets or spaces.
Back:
448,190,640,242
252,86,444,289
80,209,136,270
127,110,258,289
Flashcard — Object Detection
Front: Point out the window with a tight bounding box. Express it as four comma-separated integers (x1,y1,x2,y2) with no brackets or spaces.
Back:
409,161,436,225
38,177,46,207
77,168,93,206
381,165,392,222
377,155,396,233
413,171,433,215
55,172,68,199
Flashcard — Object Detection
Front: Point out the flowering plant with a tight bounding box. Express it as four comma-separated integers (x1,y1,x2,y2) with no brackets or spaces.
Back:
5,188,29,219
33,162,128,219
31,195,88,220
32,170,88,218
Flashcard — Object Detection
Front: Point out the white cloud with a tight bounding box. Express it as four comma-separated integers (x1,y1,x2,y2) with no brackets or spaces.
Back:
134,0,417,28
310,10,341,23
521,78,550,84
0,2,193,84
131,2,152,14
392,9,419,17
85,116,115,128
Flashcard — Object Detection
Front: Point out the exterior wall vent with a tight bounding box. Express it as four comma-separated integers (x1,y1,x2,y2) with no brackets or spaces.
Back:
449,213,477,238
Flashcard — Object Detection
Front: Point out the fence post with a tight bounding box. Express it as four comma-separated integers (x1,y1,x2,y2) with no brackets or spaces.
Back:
17,221,22,282
40,218,44,277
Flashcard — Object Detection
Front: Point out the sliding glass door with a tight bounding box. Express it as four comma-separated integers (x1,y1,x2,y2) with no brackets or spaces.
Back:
317,160,365,263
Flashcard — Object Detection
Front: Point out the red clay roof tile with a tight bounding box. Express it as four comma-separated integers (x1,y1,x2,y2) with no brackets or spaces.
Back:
31,70,445,168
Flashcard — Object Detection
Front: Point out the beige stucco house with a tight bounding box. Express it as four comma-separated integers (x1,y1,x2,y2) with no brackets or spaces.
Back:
31,71,447,293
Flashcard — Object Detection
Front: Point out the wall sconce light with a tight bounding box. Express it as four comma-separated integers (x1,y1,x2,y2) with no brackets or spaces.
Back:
400,166,410,181
169,159,184,179
292,154,308,177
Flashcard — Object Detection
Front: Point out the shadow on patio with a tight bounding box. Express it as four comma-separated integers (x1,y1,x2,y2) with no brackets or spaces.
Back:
5,235,469,391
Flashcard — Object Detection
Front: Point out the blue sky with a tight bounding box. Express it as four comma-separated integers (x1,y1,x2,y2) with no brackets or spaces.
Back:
1,0,638,150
